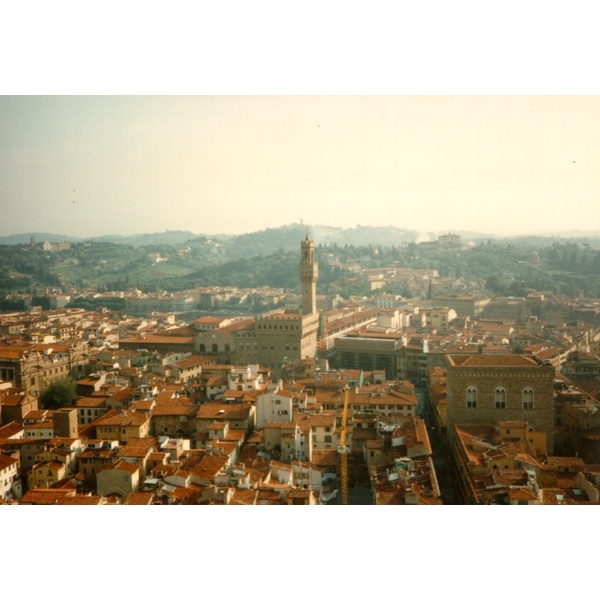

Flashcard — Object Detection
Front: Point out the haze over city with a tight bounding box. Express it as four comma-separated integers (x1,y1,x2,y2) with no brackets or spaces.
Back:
2,95,600,240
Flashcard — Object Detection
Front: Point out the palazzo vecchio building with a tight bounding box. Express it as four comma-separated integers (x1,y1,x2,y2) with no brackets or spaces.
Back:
255,234,320,372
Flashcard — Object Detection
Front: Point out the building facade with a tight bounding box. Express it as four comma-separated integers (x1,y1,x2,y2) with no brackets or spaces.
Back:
334,331,403,380
255,312,319,371
0,342,90,395
445,354,556,453
254,235,320,372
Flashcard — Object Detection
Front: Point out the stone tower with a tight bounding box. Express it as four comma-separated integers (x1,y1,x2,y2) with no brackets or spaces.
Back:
53,407,79,439
300,233,318,315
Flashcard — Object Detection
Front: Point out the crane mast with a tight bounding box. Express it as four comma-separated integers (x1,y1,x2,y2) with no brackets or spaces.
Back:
337,388,350,505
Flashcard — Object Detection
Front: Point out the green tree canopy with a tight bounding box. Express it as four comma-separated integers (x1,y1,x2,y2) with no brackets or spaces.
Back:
39,377,78,410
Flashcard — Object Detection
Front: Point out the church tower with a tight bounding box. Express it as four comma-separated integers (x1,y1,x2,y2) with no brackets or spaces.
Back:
300,233,318,315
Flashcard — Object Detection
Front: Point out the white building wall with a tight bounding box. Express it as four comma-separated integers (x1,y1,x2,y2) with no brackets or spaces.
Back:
256,392,293,428
0,460,18,501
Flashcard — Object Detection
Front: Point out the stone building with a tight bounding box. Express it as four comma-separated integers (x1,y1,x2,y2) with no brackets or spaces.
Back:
433,295,491,319
0,341,90,395
334,331,403,380
445,354,556,453
254,234,320,373
255,311,319,371
192,235,320,375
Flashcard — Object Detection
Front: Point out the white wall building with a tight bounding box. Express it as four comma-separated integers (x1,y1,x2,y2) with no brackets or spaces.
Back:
256,389,294,429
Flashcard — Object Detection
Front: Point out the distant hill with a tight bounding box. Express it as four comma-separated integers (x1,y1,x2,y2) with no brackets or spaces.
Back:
3,224,600,249
0,232,82,246
4,223,600,300
0,224,428,251
91,230,203,247
0,230,203,247
218,223,424,254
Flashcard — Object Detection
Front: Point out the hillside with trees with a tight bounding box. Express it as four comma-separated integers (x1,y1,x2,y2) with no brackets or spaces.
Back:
2,225,600,308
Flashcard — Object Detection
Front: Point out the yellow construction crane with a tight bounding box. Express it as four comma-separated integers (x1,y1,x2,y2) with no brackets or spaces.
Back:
337,387,350,505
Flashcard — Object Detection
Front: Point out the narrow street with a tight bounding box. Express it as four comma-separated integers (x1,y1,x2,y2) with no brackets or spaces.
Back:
417,385,459,505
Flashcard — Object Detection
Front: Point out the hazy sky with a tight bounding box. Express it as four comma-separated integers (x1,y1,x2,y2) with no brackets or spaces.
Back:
2,95,599,238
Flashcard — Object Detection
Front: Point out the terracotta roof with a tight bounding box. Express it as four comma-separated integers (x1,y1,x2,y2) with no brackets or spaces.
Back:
449,354,541,367
287,489,312,499
98,459,139,475
256,489,284,505
294,413,336,428
310,449,340,467
0,454,18,469
1,392,36,406
75,396,108,408
545,456,586,469
120,334,195,344
230,488,258,505
0,422,25,438
20,489,75,504
131,400,155,412
152,405,198,417
194,316,228,324
55,495,103,505
95,409,149,427
219,318,255,333
173,355,213,369
190,454,229,480
197,404,252,420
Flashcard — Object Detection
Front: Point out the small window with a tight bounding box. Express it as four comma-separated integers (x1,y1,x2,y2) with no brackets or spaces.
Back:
466,386,478,408
495,387,506,409
522,387,534,410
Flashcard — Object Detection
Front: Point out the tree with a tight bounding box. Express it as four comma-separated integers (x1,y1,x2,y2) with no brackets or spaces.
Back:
39,377,78,410
485,274,504,294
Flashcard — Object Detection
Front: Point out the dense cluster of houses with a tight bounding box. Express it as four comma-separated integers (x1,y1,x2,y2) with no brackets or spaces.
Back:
3,238,600,505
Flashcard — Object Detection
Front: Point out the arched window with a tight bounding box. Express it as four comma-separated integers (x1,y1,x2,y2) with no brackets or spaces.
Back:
225,343,231,352
199,344,206,352
466,386,478,408
495,386,507,409
522,387,534,410
212,343,218,353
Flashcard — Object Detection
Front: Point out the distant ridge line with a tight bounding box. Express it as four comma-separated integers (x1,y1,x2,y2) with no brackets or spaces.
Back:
2,224,600,248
